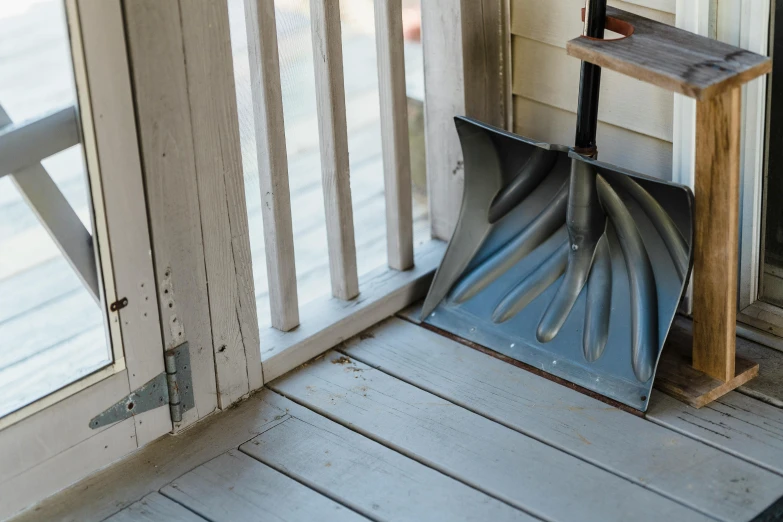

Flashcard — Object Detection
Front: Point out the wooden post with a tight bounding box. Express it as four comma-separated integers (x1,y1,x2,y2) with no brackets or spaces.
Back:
692,88,742,382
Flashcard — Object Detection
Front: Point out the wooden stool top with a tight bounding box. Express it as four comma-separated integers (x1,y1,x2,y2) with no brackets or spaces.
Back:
566,6,771,100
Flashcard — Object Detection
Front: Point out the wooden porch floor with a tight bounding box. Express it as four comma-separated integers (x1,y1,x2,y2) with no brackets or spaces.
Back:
18,315,783,522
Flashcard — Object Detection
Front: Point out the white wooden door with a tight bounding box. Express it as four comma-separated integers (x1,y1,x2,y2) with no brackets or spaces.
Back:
0,1,171,518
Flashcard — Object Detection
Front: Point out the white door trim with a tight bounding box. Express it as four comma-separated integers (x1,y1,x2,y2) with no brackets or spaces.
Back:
673,0,771,314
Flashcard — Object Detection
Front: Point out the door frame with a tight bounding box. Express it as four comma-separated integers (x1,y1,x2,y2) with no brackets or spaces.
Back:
673,0,777,343
0,1,169,518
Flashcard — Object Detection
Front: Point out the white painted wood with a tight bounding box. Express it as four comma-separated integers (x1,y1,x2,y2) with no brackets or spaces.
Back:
243,0,300,332
374,0,414,271
672,0,713,313
512,37,674,142
0,370,129,486
161,450,368,522
123,0,217,427
343,318,783,521
0,417,137,520
421,0,506,239
10,394,291,522
309,0,360,300
105,493,206,522
735,0,771,310
10,163,99,302
421,0,465,240
0,1,176,514
648,390,783,476
260,239,444,382
76,0,172,442
179,0,262,405
0,106,79,177
241,395,535,522
270,353,711,522
514,97,674,180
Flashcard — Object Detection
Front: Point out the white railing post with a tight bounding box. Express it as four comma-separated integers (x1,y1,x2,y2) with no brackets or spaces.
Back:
309,0,360,300
374,0,414,271
244,0,301,331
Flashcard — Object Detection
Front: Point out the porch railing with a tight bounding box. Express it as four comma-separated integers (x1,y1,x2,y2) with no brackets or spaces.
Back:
243,0,414,333
0,104,100,303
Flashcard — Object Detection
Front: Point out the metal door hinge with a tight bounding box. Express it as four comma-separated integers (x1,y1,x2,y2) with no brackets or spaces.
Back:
89,342,195,428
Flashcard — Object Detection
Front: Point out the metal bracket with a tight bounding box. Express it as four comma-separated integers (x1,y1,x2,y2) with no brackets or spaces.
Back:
89,342,195,428
109,297,128,312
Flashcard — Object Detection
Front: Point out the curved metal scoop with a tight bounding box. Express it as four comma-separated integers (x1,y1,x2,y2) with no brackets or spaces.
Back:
422,117,694,411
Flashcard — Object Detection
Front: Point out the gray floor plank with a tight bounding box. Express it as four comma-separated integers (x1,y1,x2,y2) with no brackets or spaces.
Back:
241,392,535,522
104,493,205,522
341,317,783,522
269,352,711,522
736,336,783,408
648,389,783,477
160,451,368,522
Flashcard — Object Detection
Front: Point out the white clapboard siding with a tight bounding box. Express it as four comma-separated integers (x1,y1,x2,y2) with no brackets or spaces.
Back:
180,0,262,405
309,0,360,300
244,0,300,332
511,0,676,180
514,97,673,180
374,0,414,271
512,37,673,142
511,0,675,50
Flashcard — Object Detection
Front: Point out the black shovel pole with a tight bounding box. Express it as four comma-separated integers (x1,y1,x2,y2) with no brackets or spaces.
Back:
574,0,607,156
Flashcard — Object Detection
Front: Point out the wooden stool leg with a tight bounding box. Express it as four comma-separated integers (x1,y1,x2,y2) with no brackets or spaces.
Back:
692,87,741,382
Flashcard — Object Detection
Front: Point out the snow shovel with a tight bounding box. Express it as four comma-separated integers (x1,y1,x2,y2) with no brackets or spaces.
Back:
420,0,694,411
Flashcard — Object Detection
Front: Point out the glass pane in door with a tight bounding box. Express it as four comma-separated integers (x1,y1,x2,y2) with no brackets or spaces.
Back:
0,0,110,418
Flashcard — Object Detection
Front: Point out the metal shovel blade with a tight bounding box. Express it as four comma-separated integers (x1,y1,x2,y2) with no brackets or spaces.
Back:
422,117,694,411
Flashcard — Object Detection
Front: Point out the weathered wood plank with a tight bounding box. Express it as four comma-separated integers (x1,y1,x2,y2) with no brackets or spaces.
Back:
513,96,673,180
566,7,772,100
241,395,534,521
161,450,367,522
309,0,359,300
512,36,673,142
180,0,261,405
692,88,742,382
10,393,290,522
105,493,205,522
260,240,444,382
270,352,711,522
342,317,783,521
243,0,300,332
374,0,413,271
124,0,217,424
648,390,783,477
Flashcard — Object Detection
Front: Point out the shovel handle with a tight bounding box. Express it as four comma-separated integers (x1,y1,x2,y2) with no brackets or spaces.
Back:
574,0,607,156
